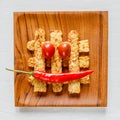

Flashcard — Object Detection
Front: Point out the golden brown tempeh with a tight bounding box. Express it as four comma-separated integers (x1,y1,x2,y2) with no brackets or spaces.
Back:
79,40,89,52
68,30,80,94
27,40,35,51
79,56,89,68
79,39,90,84
80,75,90,84
27,28,46,92
28,57,35,68
50,30,63,92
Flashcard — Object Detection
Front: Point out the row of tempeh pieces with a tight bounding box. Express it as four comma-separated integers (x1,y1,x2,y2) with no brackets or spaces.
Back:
27,28,90,94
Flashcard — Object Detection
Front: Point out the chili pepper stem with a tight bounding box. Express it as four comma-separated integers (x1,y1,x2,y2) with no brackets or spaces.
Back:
6,68,33,76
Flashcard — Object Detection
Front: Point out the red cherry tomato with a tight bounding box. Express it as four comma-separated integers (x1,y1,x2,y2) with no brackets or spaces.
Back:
58,42,71,59
42,42,55,59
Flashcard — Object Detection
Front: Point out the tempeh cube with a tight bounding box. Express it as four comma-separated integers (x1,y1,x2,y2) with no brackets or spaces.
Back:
79,40,89,52
80,75,90,84
50,30,63,93
79,56,89,68
28,76,46,92
27,40,35,51
28,57,35,68
68,30,80,94
27,28,46,92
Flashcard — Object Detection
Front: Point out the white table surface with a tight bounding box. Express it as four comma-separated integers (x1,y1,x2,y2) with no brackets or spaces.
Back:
0,0,120,120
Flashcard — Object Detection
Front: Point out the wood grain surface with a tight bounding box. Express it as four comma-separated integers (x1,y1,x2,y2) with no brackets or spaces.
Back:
14,11,108,107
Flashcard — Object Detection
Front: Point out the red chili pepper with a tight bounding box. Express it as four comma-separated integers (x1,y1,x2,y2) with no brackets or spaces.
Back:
6,68,93,83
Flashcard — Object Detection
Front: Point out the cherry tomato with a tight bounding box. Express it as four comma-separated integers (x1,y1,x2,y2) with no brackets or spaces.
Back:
58,42,71,59
42,42,55,59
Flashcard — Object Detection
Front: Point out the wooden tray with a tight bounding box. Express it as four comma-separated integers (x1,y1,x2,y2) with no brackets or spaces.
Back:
14,11,108,107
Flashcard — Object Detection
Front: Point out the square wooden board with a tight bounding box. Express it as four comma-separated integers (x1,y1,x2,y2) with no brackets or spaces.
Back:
14,11,108,107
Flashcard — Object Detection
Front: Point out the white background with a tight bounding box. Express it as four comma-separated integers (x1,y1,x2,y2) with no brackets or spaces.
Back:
0,0,120,120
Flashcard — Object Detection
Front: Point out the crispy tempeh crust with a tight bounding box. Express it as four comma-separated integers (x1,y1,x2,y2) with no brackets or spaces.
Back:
27,28,46,92
80,75,90,84
79,40,90,84
68,30,80,94
79,40,89,53
50,30,63,92
79,56,89,68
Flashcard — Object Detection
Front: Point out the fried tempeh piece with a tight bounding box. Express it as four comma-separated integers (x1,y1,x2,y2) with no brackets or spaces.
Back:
79,56,89,68
27,28,46,92
79,40,89,52
79,39,90,84
27,40,35,51
50,30,63,92
80,75,90,84
68,30,80,94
